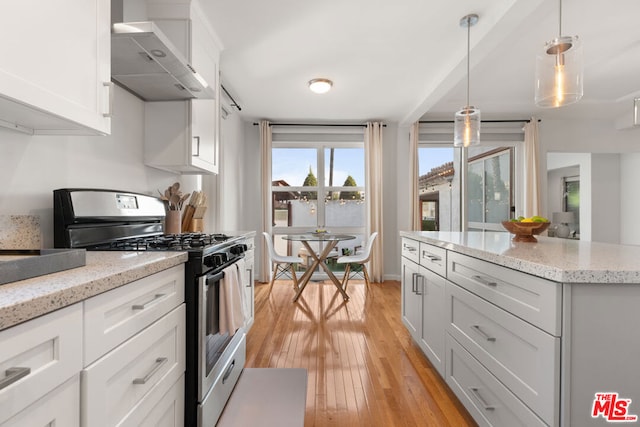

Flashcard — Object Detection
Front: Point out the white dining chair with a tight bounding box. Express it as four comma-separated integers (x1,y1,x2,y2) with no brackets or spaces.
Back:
263,232,303,292
336,232,378,291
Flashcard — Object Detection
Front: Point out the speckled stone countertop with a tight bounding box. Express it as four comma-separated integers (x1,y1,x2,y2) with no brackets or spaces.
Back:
0,251,188,330
400,231,640,284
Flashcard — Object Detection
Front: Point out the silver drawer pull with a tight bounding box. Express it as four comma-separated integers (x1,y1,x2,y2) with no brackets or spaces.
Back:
472,275,497,287
471,325,497,342
133,357,168,385
468,387,495,411
0,367,31,390
422,252,441,262
132,293,166,310
403,244,417,252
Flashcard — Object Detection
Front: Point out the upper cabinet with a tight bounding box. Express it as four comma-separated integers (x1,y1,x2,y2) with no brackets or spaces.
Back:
0,0,111,135
144,1,221,174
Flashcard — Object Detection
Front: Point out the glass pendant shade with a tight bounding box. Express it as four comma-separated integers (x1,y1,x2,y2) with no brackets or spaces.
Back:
535,35,583,107
454,106,481,147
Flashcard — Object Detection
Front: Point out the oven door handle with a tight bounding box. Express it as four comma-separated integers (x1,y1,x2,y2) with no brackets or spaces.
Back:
207,270,225,285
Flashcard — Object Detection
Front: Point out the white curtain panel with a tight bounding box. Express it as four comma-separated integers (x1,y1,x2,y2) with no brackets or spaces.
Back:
523,117,541,218
365,122,384,282
409,122,421,231
259,120,272,282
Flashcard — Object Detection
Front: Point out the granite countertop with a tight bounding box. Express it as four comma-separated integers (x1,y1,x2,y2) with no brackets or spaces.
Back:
400,231,640,284
0,251,188,331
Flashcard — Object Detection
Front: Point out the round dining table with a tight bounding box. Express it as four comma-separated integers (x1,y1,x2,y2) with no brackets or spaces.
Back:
282,233,356,302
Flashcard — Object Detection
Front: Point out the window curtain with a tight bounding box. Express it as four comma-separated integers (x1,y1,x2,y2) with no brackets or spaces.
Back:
259,120,272,282
365,122,384,282
409,122,421,230
523,117,541,217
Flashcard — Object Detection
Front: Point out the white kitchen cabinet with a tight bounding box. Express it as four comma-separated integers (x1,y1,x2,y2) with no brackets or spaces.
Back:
0,303,82,424
144,3,221,174
1,375,80,427
83,264,185,365
400,240,446,376
81,266,186,427
0,0,111,135
81,305,186,427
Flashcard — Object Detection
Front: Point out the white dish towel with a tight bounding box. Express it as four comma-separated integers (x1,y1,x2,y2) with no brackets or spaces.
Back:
219,262,245,336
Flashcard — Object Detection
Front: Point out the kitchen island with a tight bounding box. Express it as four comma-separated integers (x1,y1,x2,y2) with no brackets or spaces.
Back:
400,231,640,427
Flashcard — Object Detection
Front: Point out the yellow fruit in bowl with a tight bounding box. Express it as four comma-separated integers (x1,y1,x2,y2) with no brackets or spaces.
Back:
520,218,534,223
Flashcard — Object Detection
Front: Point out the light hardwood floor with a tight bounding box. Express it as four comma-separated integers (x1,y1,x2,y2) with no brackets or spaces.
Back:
246,279,477,427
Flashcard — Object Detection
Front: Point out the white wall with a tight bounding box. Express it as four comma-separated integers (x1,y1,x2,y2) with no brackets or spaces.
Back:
620,153,640,245
0,87,196,247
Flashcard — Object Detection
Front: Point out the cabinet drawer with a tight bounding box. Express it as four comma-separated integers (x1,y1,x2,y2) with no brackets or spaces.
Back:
84,264,185,364
82,304,186,427
446,335,547,427
419,242,447,277
120,375,184,427
1,374,80,427
447,251,561,335
401,238,419,264
447,283,559,424
0,303,82,424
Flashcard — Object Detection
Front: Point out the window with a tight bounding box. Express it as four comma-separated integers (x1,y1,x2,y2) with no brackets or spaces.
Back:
417,121,524,232
271,132,366,276
563,176,580,235
468,149,513,230
418,146,455,231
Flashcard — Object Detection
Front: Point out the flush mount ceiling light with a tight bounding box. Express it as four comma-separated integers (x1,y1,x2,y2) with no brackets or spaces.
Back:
308,78,333,94
454,14,480,148
535,0,583,108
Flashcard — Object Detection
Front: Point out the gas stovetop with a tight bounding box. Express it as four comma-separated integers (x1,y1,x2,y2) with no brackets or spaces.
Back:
87,233,233,252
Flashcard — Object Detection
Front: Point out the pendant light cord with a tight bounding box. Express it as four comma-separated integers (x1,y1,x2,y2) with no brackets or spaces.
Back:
558,0,563,36
466,15,471,109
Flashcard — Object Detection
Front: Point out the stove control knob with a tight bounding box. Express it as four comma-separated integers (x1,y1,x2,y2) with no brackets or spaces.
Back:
230,244,246,255
203,255,216,268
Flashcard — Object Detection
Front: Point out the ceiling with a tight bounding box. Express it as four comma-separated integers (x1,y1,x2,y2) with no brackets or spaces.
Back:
200,0,640,126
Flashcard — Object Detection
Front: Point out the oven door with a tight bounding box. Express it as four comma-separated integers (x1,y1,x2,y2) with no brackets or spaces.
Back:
197,269,246,402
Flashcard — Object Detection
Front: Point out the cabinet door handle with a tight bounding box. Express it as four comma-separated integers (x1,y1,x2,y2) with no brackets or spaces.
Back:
411,272,418,293
468,387,495,411
246,268,253,287
472,275,497,287
416,275,425,295
132,293,166,311
192,136,200,157
0,367,31,390
403,244,417,253
133,357,168,385
471,324,497,342
103,82,114,118
422,252,441,262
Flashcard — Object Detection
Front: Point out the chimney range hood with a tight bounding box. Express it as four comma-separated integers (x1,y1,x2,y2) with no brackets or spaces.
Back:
111,21,215,101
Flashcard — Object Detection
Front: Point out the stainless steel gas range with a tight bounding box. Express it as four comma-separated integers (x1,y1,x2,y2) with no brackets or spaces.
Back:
53,188,252,427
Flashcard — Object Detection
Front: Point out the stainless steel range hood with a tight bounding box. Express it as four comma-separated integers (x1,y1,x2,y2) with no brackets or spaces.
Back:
111,21,215,101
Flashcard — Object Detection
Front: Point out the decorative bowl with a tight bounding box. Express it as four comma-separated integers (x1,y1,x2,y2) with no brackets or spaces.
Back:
501,220,550,242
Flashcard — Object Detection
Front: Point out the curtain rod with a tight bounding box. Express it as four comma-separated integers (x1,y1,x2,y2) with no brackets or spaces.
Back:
419,119,540,124
252,122,386,127
221,85,242,111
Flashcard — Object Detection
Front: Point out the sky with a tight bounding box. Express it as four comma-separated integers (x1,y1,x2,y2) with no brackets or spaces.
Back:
272,146,454,186
272,148,365,187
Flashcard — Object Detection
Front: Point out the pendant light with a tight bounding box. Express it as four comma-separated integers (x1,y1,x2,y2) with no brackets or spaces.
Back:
535,0,583,108
454,14,480,148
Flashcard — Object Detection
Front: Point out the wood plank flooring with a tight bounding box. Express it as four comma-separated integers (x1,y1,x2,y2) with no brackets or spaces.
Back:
245,279,477,427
